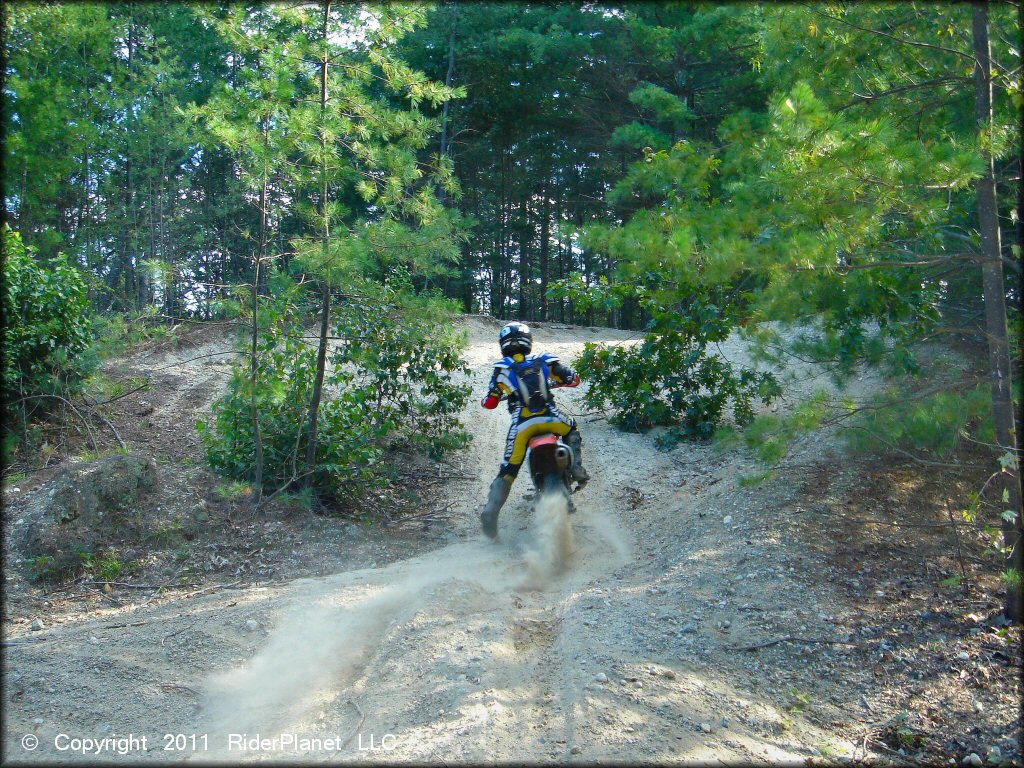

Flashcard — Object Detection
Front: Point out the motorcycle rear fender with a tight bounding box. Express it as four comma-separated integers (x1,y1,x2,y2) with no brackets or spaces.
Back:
527,433,562,451
527,434,573,481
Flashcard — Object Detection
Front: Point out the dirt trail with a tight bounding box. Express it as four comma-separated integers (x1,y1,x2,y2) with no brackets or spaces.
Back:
113,328,239,460
2,317,1017,764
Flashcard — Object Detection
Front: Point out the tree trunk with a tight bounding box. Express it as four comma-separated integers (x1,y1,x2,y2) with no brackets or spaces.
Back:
571,206,584,324
304,0,332,486
119,2,136,312
19,166,29,246
159,147,174,317
459,195,473,312
540,177,550,321
605,251,615,327
81,40,93,295
250,152,269,496
439,1,457,163
305,284,331,479
250,263,264,495
518,196,528,319
490,235,499,317
972,1,1022,621
146,134,157,309
498,144,508,317
555,184,565,323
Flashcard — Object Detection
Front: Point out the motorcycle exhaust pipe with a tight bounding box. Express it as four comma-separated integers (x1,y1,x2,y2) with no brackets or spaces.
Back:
555,445,571,469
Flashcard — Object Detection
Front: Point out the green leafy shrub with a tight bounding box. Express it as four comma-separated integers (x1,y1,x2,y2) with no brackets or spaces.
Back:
198,273,470,501
198,309,327,489
97,554,124,581
2,225,93,447
26,554,58,582
330,278,471,460
553,260,780,447
576,326,780,445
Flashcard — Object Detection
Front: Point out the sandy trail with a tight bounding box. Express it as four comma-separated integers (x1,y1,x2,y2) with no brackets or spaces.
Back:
191,319,647,761
4,317,891,764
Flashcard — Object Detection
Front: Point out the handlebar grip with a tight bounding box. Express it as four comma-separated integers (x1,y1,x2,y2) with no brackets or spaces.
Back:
548,375,580,389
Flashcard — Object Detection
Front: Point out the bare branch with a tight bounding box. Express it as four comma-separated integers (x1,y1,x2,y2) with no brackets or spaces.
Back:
11,394,97,452
841,425,981,469
839,76,970,111
143,351,240,372
82,380,150,407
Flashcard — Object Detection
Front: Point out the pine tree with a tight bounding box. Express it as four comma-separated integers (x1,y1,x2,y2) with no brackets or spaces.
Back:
574,2,1021,619
190,2,463,489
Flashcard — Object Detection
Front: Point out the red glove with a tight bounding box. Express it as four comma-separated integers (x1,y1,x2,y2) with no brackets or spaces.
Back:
482,394,499,409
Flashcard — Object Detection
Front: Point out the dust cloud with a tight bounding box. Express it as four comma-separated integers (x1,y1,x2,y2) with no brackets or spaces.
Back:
580,502,632,564
524,491,574,584
197,487,627,753
198,540,510,751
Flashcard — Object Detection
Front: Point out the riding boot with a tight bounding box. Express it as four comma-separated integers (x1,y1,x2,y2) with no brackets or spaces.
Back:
565,428,590,487
480,476,512,539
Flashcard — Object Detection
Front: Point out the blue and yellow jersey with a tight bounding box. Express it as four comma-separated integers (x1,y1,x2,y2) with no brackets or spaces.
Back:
482,352,579,418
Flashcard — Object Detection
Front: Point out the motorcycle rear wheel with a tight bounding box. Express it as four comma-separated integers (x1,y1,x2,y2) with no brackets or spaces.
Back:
540,471,574,513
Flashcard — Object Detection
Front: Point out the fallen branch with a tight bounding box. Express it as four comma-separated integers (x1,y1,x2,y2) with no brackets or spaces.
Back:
13,393,127,451
141,567,188,606
160,625,193,647
159,682,199,696
181,580,243,599
1,635,53,646
82,379,150,407
839,515,998,530
727,635,856,651
153,315,251,329
86,581,157,590
395,504,454,526
863,734,927,766
13,394,97,452
87,408,126,450
145,350,239,372
434,472,476,481
88,588,122,607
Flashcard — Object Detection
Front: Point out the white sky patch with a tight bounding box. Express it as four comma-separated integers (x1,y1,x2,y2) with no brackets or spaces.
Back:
329,6,380,48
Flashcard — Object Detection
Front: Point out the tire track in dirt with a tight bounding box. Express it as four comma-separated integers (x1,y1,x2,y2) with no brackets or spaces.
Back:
117,333,239,458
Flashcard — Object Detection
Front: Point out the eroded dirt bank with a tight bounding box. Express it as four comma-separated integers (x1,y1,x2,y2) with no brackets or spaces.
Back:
2,317,1020,765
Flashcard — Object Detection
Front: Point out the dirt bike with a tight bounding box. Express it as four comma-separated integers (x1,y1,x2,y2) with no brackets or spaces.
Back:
524,379,582,513
525,433,578,514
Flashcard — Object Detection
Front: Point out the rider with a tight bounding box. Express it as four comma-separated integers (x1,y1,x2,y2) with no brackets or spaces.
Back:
478,321,589,539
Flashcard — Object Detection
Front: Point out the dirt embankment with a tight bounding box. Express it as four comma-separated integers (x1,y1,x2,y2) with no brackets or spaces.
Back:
1,317,1020,765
